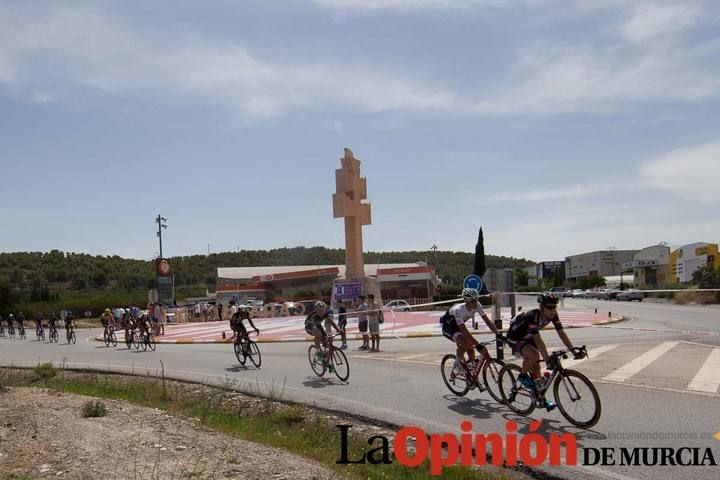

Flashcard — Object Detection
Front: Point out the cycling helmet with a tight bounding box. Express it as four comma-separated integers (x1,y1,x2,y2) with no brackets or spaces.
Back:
314,301,327,310
537,293,559,306
104,308,111,314
461,288,480,301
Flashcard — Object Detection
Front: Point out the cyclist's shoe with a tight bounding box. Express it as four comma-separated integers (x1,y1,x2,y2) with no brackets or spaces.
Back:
315,352,324,362
328,365,335,373
518,373,535,390
340,344,348,350
539,398,557,412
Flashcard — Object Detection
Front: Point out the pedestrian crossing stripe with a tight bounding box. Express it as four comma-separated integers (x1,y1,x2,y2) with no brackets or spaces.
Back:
602,342,679,383
350,341,720,397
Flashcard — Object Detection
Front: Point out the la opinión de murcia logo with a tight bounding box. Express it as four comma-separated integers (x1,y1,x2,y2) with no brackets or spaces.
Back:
337,421,718,475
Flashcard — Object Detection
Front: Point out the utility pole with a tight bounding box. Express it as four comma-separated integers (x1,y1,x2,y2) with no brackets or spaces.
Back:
156,215,168,259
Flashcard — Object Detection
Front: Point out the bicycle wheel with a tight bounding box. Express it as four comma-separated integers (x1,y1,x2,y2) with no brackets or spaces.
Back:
70,331,76,344
499,364,536,415
481,358,505,404
553,369,602,428
440,354,470,397
141,333,148,351
104,331,110,347
248,341,261,368
234,341,246,365
147,333,156,351
133,333,140,349
50,330,58,343
20,328,26,339
307,345,326,377
110,331,117,347
330,347,349,382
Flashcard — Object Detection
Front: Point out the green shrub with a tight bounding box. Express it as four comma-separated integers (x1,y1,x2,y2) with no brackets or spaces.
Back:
32,362,57,380
81,400,108,417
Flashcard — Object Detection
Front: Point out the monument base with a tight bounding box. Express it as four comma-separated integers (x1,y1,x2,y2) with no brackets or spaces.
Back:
332,276,382,307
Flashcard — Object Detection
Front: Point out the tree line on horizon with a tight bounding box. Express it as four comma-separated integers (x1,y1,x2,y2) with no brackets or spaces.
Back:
0,247,534,302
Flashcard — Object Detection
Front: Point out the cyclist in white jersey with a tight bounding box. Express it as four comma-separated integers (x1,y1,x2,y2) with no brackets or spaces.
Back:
441,288,504,368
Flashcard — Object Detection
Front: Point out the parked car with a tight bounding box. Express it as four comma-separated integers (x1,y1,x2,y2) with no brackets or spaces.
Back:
597,289,620,300
570,289,587,299
268,302,303,315
548,287,568,297
616,289,644,302
384,299,411,312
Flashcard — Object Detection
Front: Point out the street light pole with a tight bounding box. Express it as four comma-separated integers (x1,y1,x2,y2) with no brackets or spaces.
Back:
156,215,168,259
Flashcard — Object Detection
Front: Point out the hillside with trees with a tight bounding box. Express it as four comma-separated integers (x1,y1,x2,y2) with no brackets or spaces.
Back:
0,247,534,314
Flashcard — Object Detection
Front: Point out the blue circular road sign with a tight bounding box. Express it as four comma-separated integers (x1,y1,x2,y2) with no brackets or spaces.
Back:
463,274,484,292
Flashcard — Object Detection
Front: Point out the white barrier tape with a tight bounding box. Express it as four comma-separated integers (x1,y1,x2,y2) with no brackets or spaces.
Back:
498,289,720,295
591,325,720,337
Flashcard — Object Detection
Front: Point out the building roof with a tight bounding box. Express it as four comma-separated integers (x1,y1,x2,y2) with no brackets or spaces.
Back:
217,263,423,280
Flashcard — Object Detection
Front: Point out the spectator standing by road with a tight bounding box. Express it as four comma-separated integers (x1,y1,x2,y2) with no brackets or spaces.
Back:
356,296,369,350
337,301,348,350
367,294,381,351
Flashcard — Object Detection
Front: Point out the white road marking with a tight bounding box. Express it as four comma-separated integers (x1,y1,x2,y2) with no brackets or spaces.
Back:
562,344,619,369
687,348,720,393
602,342,678,383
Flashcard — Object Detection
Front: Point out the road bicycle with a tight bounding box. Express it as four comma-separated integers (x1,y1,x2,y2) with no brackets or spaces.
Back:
18,324,26,340
140,328,156,352
48,325,59,343
7,322,15,338
308,334,349,382
103,325,118,347
65,325,76,344
125,328,140,350
0,322,4,337
440,339,505,403
36,325,45,341
499,345,601,428
233,330,261,368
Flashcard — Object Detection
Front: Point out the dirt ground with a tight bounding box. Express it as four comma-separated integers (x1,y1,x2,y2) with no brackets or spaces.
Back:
0,387,335,480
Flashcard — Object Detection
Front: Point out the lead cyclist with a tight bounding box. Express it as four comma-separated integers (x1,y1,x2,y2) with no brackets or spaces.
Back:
506,293,586,411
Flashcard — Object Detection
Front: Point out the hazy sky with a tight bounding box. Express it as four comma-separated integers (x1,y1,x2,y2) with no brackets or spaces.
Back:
1,0,718,261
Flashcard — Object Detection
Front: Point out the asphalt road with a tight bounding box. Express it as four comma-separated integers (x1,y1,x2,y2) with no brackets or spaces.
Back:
2,297,719,480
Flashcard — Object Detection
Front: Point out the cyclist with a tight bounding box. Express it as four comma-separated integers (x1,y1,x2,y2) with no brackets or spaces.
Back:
48,312,58,337
64,311,76,340
305,301,341,363
34,313,45,338
101,308,116,336
0,313,4,336
137,312,152,340
441,288,504,385
17,312,26,336
121,308,136,343
506,293,585,411
7,314,15,337
230,305,259,342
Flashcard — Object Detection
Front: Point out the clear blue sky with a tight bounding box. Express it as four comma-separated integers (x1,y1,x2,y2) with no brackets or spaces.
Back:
1,0,718,261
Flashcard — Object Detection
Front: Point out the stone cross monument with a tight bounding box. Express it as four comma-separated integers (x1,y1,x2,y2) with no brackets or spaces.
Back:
333,148,371,278
332,148,381,303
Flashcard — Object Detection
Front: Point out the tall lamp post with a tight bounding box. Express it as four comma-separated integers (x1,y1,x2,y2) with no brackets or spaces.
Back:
156,215,168,259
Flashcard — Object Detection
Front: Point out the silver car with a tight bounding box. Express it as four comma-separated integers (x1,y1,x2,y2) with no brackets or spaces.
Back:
616,289,644,302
